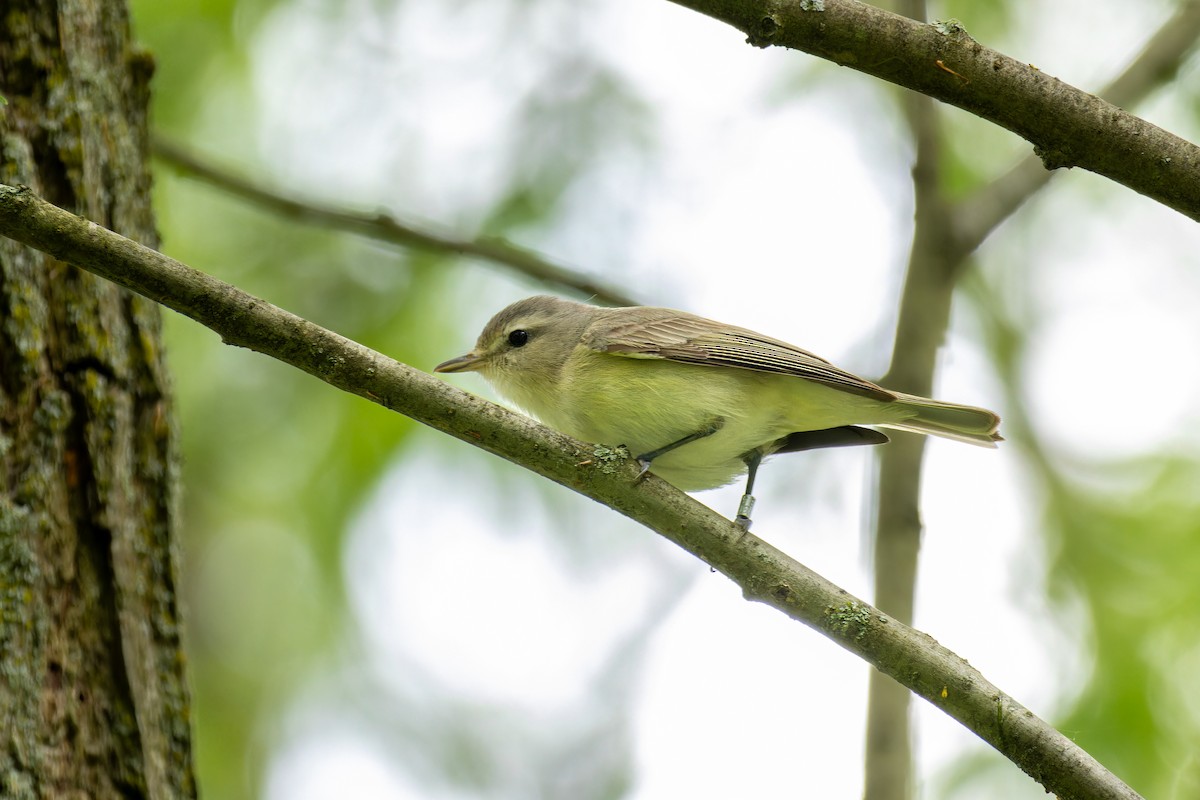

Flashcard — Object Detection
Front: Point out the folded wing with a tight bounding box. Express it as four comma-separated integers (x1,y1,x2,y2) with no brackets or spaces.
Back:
585,311,895,402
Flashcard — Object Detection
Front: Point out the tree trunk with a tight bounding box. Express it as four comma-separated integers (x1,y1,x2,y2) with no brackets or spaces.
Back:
0,1,195,798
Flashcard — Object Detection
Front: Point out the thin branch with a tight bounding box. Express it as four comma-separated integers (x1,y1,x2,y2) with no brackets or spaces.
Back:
1100,1,1200,110
668,0,1200,221
151,136,639,307
0,184,1142,800
864,0,942,794
955,0,1200,251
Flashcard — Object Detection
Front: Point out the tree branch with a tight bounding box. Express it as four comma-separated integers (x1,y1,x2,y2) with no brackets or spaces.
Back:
0,183,1143,800
955,0,1200,251
151,136,638,307
667,0,1200,221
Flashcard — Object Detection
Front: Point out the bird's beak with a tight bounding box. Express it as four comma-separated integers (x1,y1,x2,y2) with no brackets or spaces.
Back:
434,352,486,373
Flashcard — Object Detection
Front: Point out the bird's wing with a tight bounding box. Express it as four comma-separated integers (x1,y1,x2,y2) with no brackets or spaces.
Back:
584,311,895,402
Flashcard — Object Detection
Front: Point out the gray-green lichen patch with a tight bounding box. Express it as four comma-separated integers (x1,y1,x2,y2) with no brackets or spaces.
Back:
932,19,972,40
3,768,36,800
825,600,872,642
590,444,632,475
799,0,825,10
0,504,42,743
0,504,39,574
1,267,49,365
32,388,71,435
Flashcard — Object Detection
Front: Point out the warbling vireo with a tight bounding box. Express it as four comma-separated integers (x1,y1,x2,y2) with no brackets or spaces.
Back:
435,295,1001,527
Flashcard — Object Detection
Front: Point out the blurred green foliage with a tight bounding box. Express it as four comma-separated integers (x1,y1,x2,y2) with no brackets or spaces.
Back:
940,272,1200,799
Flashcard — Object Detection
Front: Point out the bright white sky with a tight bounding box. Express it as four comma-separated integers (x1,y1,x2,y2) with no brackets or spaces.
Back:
243,0,1200,797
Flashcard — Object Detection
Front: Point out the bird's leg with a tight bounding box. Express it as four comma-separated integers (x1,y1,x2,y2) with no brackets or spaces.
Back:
733,427,888,529
638,425,886,528
633,418,724,480
735,450,763,530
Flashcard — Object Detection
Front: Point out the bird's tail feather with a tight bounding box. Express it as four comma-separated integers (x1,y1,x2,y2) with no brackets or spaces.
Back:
883,394,1003,448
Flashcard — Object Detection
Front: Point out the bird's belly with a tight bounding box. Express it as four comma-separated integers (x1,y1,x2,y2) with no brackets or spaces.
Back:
558,358,794,491
522,355,896,493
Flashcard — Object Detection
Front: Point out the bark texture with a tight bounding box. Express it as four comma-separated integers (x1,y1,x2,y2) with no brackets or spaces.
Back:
0,1,194,798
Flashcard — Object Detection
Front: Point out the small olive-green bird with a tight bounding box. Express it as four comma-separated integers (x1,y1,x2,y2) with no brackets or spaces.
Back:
435,295,1001,527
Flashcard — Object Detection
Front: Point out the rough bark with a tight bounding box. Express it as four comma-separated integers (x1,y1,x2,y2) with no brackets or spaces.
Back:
0,1,194,798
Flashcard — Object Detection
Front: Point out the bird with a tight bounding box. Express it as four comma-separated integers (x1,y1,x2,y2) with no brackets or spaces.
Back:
435,295,1001,528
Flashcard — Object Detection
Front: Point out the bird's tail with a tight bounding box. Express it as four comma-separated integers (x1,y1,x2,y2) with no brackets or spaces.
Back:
884,394,1003,448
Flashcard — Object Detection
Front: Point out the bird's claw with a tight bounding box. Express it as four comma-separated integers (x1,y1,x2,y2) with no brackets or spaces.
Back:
634,457,653,482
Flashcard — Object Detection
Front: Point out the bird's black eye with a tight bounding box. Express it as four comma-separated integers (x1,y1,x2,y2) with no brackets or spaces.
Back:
507,329,529,347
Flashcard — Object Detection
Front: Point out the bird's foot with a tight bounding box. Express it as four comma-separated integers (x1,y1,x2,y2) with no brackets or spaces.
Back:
634,456,653,482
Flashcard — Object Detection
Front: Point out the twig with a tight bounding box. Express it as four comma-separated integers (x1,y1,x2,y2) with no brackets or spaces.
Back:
0,184,1143,800
151,136,639,307
954,0,1200,251
668,0,1200,221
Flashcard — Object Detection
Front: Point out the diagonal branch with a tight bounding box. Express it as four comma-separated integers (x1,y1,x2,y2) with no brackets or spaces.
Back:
0,183,1142,800
955,0,1200,252
668,0,1200,221
151,136,638,307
